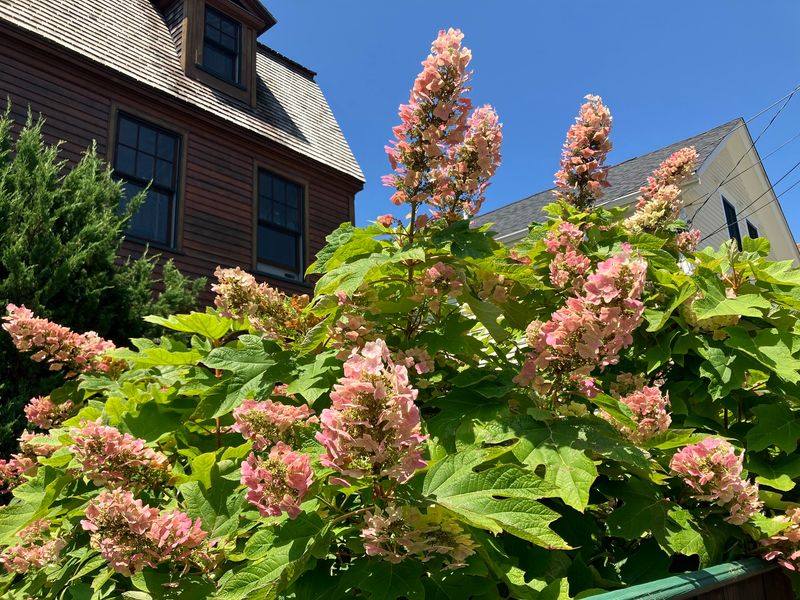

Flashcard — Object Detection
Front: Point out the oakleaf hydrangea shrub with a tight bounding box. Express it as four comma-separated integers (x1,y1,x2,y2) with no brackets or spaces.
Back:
2,28,800,599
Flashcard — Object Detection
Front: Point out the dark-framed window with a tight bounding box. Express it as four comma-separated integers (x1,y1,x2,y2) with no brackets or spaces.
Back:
746,220,759,240
202,5,241,84
722,196,742,250
257,170,304,278
114,114,181,247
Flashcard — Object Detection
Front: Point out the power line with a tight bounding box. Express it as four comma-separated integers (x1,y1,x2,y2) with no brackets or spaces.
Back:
697,163,800,243
687,84,800,224
684,128,800,205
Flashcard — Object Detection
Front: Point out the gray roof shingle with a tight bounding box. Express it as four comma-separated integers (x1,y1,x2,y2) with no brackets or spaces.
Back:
473,118,742,238
0,0,364,182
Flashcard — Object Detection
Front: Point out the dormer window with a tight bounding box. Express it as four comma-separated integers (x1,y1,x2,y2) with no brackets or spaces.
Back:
202,6,241,85
180,0,276,106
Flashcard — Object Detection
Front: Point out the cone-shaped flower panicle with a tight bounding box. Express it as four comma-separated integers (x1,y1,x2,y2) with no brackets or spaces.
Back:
625,147,697,234
70,421,171,490
600,385,671,443
232,399,318,451
517,245,647,401
670,437,762,525
240,442,312,519
212,267,316,341
3,304,116,376
545,222,591,290
0,520,65,574
81,489,209,576
316,339,427,484
24,396,74,430
676,229,701,254
383,29,501,222
361,505,476,570
554,95,613,209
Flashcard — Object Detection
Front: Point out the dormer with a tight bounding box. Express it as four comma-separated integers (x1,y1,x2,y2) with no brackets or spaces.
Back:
156,0,276,106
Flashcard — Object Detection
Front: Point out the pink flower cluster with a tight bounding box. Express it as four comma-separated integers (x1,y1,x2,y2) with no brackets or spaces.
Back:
670,437,762,525
240,442,312,519
0,520,65,574
330,313,374,360
211,267,315,342
761,507,800,570
0,430,61,492
383,29,502,222
81,489,209,576
232,399,317,451
70,421,171,490
545,222,591,290
316,339,427,484
626,147,697,235
601,385,671,443
637,147,698,208
477,271,509,303
24,395,74,429
392,347,434,375
676,229,701,254
361,505,475,570
517,246,647,400
413,262,463,312
554,95,613,209
2,304,116,376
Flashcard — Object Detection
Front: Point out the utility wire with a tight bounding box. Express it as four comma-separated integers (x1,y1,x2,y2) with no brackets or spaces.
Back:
687,84,800,224
697,161,800,243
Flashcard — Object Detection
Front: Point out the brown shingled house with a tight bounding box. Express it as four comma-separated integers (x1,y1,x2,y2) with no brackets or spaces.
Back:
0,0,365,296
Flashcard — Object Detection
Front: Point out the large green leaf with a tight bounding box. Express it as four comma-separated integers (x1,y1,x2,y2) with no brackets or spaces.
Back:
180,479,243,540
143,312,236,341
214,514,330,600
110,347,202,367
696,344,745,400
747,403,800,453
724,327,800,384
747,453,800,491
692,272,770,319
202,336,292,415
423,453,567,549
356,560,426,600
513,441,597,512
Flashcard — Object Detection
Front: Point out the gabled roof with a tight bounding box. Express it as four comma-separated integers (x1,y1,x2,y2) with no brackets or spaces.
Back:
0,0,364,182
473,118,742,239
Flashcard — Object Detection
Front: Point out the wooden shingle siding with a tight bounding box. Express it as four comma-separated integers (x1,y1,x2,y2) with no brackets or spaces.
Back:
0,23,361,303
163,0,185,59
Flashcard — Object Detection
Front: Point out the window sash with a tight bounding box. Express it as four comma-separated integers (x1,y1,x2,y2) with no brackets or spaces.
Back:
722,197,742,250
203,6,241,84
256,171,304,275
746,220,759,239
114,114,181,247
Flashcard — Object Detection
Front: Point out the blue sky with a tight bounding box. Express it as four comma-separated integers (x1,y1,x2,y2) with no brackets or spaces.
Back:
259,2,800,237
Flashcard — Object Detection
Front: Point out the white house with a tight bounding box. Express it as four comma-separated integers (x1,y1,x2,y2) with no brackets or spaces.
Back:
474,119,800,263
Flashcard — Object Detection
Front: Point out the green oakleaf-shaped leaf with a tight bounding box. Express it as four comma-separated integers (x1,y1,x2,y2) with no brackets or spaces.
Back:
603,478,671,540
513,441,597,512
724,327,800,384
747,404,800,453
692,272,771,319
423,453,567,549
747,453,800,491
696,344,746,400
660,508,723,566
214,513,330,600
110,346,202,367
357,560,426,600
202,336,293,414
180,479,243,540
143,312,237,340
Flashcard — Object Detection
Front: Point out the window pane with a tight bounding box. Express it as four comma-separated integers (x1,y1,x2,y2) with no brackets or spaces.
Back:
118,118,138,147
157,134,175,160
135,153,154,181
723,199,742,250
747,221,759,239
258,225,297,271
115,145,136,176
273,201,285,228
138,127,156,155
120,181,145,213
259,195,271,221
154,159,174,188
285,205,298,231
128,190,169,244
203,45,236,82
205,9,219,31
